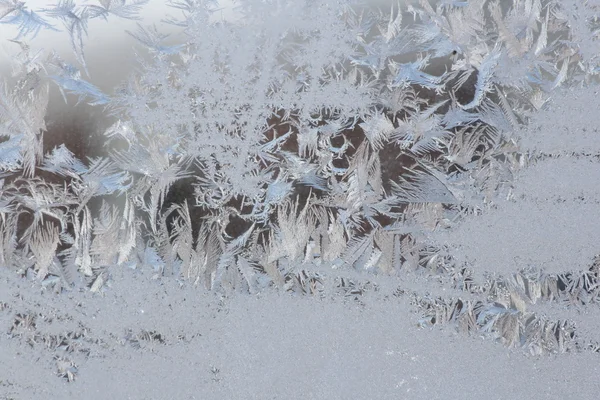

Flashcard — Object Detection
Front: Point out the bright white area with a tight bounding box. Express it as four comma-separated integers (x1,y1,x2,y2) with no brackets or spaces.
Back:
0,0,240,89
0,0,399,91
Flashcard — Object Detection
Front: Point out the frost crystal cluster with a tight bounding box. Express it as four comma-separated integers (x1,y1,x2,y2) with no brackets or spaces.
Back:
1,0,599,354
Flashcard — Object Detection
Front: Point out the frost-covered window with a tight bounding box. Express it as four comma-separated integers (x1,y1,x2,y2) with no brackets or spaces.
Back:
1,2,600,387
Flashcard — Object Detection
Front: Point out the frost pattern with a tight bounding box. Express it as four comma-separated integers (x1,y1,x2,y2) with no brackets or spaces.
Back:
1,0,600,355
